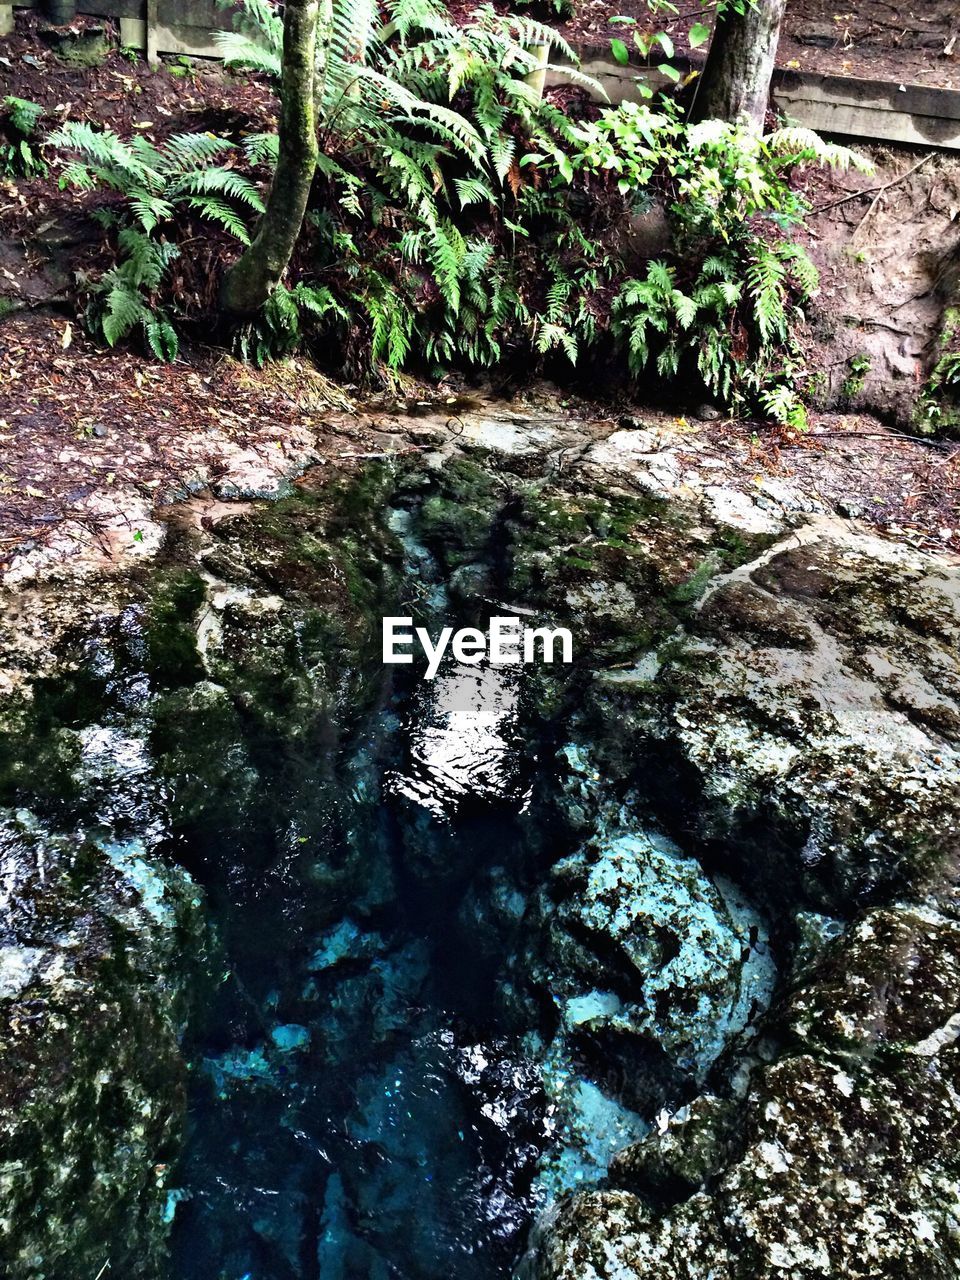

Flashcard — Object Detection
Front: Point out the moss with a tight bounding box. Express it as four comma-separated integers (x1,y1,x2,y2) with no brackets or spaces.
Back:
0,811,202,1279
144,570,206,689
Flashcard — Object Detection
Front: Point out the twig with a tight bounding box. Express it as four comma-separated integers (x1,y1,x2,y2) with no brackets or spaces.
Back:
814,153,933,216
810,429,952,447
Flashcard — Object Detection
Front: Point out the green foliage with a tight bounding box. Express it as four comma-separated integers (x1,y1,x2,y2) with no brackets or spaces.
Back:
50,122,263,237
917,313,960,434
234,282,349,364
50,122,266,359
42,0,860,429
1,97,47,179
211,0,602,368
583,104,863,423
84,228,181,357
214,0,283,76
841,352,871,401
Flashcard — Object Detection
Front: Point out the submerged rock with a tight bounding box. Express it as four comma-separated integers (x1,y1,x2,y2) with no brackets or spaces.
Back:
515,823,775,1205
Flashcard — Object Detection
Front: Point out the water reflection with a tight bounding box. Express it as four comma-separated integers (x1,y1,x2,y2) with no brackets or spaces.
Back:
385,660,530,821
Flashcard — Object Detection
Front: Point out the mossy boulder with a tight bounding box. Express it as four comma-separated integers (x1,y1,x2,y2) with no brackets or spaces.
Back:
526,865,960,1279
587,521,960,913
519,827,775,1100
0,809,202,1279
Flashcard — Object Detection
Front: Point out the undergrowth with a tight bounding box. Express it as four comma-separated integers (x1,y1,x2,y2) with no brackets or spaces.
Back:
43,0,869,427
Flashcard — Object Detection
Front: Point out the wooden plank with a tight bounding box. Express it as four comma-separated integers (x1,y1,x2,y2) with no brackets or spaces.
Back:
553,44,960,153
14,0,234,29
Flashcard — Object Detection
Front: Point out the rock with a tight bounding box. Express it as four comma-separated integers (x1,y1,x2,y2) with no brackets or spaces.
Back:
690,403,722,422
0,808,200,1278
38,23,109,66
522,828,776,1090
525,895,960,1279
270,1023,310,1053
590,519,960,912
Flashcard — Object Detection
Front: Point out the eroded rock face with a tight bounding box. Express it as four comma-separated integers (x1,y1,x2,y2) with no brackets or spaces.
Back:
590,519,960,912
0,809,200,1279
525,518,960,1280
521,824,776,1202
524,900,960,1280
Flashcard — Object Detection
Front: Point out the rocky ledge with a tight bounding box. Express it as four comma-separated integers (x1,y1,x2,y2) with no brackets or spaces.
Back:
525,512,960,1278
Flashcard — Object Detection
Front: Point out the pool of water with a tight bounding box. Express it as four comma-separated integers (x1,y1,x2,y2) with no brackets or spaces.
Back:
0,468,775,1280
166,650,569,1280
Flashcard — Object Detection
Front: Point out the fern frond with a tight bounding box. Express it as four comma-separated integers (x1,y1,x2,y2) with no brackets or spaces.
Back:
241,132,280,166
171,165,266,212
159,132,236,171
101,285,146,346
213,28,282,76
183,195,253,242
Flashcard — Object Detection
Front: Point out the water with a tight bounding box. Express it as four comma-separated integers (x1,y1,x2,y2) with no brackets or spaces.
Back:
0,472,774,1279
166,650,563,1280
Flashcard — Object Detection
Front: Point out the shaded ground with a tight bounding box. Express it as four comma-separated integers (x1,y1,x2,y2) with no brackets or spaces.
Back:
0,307,956,587
546,0,959,90
0,10,276,127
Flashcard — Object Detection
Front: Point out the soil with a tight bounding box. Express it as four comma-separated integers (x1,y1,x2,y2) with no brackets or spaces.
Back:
0,306,957,587
0,9,957,581
547,0,960,91
0,11,277,130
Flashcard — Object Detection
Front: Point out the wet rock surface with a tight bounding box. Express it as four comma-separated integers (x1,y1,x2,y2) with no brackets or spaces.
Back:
523,511,960,1277
0,419,956,1278
525,897,960,1280
0,809,200,1279
587,518,960,911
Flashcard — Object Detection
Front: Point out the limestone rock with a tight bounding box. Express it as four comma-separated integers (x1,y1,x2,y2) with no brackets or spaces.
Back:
590,520,960,911
0,809,200,1278
524,829,776,1087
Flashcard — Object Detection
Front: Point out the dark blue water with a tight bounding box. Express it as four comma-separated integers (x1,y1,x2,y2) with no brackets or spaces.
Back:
167,658,562,1280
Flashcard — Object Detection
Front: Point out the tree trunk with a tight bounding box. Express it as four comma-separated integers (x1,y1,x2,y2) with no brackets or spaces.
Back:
220,0,320,316
693,0,788,131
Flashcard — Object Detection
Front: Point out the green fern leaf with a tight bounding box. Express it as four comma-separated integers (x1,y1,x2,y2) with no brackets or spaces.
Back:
102,285,146,346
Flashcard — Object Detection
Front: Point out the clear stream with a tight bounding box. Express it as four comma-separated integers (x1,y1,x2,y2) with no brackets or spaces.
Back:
167,653,568,1280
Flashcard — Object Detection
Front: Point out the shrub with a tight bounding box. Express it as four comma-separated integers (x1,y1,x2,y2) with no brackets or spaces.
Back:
1,97,47,179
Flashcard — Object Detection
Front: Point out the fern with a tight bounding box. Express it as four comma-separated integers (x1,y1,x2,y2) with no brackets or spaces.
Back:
766,126,872,174
1,97,47,178
52,123,264,357
4,96,44,135
779,242,820,300
746,250,787,344
144,313,180,360
760,383,808,432
101,285,146,346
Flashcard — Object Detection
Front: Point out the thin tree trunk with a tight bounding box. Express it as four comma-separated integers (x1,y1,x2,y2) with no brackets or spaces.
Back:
693,0,787,131
221,0,320,316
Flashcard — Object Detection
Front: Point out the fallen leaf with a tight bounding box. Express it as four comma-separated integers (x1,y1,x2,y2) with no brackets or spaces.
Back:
61,322,73,351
